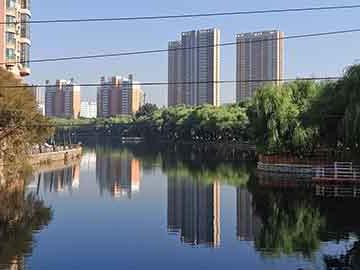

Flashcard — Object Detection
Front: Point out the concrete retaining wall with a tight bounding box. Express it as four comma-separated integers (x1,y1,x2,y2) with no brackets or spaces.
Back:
29,147,82,166
257,161,313,175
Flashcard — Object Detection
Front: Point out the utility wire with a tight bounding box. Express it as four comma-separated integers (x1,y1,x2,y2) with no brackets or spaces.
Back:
2,4,360,24
1,77,341,89
3,28,360,65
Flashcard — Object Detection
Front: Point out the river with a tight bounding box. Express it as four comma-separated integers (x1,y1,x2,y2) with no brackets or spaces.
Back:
1,143,360,270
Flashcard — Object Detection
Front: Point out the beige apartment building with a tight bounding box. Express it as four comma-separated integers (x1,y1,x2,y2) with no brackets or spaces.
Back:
168,28,220,107
97,74,144,117
45,79,81,119
236,30,284,102
0,0,31,77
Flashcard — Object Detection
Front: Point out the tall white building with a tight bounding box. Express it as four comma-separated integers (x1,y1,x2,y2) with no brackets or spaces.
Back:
236,30,284,102
80,101,97,118
168,28,220,107
30,86,45,115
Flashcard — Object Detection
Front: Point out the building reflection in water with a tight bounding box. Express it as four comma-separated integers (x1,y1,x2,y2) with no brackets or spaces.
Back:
43,165,80,193
236,188,261,241
96,150,141,199
81,152,97,171
29,162,81,194
167,176,220,247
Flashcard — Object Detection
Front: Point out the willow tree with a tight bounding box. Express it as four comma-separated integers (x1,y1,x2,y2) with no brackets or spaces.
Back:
0,69,53,177
307,64,360,150
248,81,321,155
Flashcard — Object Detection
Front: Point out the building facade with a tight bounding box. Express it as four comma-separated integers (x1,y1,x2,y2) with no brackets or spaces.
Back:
97,74,144,117
30,86,45,115
80,101,97,118
236,30,284,102
168,28,220,107
0,0,31,77
45,79,81,119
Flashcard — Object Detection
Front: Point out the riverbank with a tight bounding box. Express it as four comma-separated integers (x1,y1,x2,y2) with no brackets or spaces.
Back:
0,145,82,184
29,145,82,166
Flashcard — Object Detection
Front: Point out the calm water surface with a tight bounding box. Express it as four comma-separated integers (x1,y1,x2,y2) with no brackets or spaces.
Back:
3,144,360,270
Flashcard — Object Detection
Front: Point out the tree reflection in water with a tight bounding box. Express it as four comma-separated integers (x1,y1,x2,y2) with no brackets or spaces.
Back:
251,186,324,258
253,171,360,268
0,180,52,270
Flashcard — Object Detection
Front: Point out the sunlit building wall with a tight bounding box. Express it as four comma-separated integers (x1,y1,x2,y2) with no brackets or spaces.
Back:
97,74,144,117
45,79,81,119
0,0,31,77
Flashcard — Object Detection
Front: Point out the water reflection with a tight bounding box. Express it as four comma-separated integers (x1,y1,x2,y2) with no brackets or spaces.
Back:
236,188,261,241
96,148,141,199
30,162,81,194
6,143,360,269
0,180,52,270
167,176,220,247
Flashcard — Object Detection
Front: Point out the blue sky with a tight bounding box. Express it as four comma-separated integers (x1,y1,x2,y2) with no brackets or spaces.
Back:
28,0,360,106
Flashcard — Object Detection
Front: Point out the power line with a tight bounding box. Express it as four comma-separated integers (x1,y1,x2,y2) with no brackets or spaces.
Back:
2,4,360,24
3,28,360,65
1,77,341,89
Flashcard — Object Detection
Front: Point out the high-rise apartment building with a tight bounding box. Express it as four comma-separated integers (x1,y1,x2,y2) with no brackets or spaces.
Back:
0,0,31,77
30,86,45,115
80,101,97,118
97,74,144,117
168,28,220,107
236,30,284,101
45,79,81,119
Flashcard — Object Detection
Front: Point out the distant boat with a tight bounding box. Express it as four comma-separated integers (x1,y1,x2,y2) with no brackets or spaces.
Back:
121,137,144,144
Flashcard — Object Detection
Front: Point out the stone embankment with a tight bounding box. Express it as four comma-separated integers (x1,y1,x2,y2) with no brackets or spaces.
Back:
29,145,82,166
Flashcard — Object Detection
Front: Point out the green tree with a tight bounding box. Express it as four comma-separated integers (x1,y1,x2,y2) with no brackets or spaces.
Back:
248,81,321,154
0,69,53,173
135,103,158,119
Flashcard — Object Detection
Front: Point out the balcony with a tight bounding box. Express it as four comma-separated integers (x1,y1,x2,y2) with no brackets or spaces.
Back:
20,67,30,77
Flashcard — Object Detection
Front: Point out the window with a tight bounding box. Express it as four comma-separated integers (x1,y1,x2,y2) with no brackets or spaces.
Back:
6,0,16,9
6,48,16,60
20,14,30,39
6,32,16,44
6,15,16,32
6,15,16,23
21,0,30,9
20,43,30,67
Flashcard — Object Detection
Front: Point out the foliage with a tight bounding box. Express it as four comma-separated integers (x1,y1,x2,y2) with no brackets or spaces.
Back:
56,64,360,154
164,161,250,187
134,104,250,143
251,186,324,258
51,115,133,129
0,183,52,268
135,103,158,119
247,81,321,154
0,69,54,171
305,64,360,150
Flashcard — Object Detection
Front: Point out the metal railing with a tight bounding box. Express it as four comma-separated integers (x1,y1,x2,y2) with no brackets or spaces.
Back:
313,162,360,181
